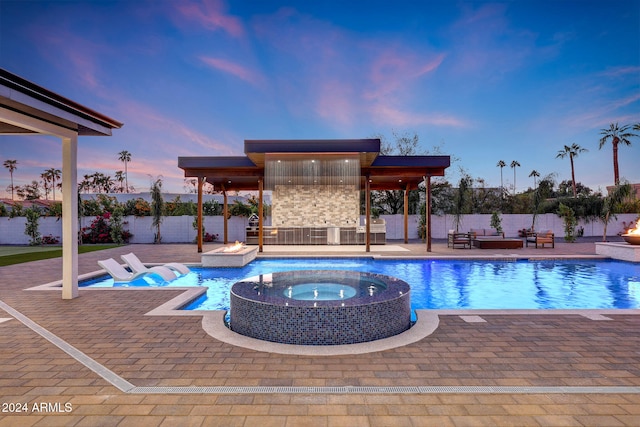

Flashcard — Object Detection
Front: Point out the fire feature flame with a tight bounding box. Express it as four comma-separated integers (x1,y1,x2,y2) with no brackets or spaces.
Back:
627,221,640,236
222,241,245,253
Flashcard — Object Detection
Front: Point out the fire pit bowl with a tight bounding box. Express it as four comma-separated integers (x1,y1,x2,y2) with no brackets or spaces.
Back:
621,234,640,245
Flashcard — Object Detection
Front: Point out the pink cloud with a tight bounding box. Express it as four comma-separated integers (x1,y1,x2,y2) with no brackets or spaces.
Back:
251,7,462,130
110,96,238,157
563,93,640,129
175,0,244,38
314,80,356,126
200,56,263,86
370,104,469,128
31,27,108,91
366,51,445,100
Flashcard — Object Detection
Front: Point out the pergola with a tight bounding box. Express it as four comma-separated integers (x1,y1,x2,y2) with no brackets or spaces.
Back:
0,68,122,299
179,139,450,252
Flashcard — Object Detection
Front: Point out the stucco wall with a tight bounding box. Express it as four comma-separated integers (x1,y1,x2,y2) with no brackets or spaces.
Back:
0,213,636,244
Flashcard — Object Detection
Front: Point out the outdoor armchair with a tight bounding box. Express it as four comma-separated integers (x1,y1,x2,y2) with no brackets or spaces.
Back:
525,230,555,248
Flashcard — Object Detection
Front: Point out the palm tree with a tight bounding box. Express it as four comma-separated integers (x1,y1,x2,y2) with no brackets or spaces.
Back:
114,171,125,193
496,160,506,195
3,159,17,200
598,123,637,185
118,150,132,193
510,160,520,194
40,171,50,200
44,168,61,200
556,143,588,198
529,170,540,189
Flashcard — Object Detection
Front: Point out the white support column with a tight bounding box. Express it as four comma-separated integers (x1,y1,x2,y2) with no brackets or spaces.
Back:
0,107,81,299
62,135,79,299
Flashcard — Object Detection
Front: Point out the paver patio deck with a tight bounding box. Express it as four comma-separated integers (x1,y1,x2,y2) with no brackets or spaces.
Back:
1,238,639,426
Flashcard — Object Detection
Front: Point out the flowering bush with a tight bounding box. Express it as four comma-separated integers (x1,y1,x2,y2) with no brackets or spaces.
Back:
203,232,219,242
81,212,132,244
41,234,60,245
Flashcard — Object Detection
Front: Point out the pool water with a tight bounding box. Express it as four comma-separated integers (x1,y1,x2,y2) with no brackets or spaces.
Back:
81,258,640,311
284,283,358,300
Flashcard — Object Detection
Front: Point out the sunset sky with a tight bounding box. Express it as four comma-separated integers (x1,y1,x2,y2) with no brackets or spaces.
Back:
1,0,638,197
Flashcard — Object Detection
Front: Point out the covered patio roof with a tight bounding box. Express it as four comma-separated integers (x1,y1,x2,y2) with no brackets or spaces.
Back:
178,139,450,191
0,68,122,299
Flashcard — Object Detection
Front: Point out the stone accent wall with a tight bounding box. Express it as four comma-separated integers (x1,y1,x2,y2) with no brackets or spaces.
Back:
272,184,359,226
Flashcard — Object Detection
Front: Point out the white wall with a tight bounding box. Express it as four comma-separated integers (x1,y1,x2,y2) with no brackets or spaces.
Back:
420,213,638,239
0,213,637,244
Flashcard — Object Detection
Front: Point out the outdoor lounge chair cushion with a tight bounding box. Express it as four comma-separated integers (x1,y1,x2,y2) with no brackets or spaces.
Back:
470,228,504,238
98,258,176,283
121,252,190,276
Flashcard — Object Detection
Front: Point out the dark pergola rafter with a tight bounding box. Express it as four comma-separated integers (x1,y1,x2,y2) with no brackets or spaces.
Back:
178,139,450,252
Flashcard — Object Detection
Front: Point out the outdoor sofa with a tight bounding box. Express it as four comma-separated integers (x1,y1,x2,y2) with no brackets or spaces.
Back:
469,228,505,239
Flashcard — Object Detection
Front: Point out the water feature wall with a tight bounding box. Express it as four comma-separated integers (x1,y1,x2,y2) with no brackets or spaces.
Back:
265,153,360,227
271,184,359,226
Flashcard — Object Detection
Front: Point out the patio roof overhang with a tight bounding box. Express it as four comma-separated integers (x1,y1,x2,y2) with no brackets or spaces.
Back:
178,139,450,191
0,68,122,299
0,68,123,136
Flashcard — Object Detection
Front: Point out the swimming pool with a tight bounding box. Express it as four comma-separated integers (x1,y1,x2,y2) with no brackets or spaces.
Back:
82,258,640,310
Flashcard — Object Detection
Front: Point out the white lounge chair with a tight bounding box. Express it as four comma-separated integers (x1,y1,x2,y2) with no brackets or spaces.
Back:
98,258,176,283
121,252,191,276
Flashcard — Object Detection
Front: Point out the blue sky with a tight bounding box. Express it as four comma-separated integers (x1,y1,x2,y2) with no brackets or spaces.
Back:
1,0,639,197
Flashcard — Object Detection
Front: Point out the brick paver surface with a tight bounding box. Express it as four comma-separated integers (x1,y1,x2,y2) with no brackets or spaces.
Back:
1,239,639,426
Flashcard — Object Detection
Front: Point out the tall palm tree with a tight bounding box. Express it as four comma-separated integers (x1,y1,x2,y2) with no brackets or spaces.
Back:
496,160,506,196
118,150,132,193
598,123,637,185
44,168,61,200
529,170,540,189
556,143,588,198
510,160,520,194
40,171,50,200
3,159,17,200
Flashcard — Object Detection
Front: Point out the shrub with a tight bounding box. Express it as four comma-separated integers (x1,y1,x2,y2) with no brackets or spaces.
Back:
9,202,24,218
109,206,127,245
47,202,63,219
490,212,503,233
203,200,223,216
81,212,132,244
204,232,219,242
41,234,60,244
558,203,577,242
24,207,42,246
228,200,253,217
123,198,150,216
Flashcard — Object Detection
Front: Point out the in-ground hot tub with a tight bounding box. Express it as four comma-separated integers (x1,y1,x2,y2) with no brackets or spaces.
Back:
229,270,411,345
